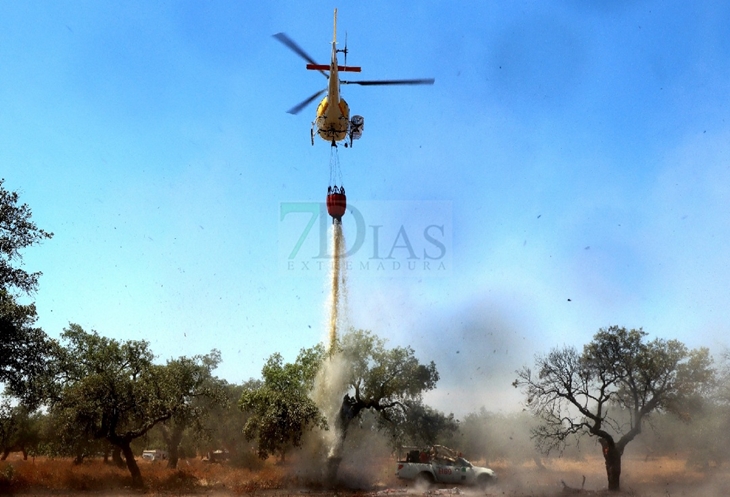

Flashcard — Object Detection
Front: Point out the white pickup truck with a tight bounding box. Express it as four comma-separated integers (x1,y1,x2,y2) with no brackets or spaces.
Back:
395,446,497,489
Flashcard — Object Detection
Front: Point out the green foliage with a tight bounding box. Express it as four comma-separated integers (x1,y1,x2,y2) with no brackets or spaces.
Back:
0,180,54,407
583,327,714,420
206,380,261,467
317,329,444,481
51,324,164,434
0,178,53,296
339,330,439,406
42,404,108,461
378,400,458,449
239,346,327,460
156,350,228,468
336,330,440,434
0,401,43,459
0,290,56,407
48,325,166,466
49,324,219,485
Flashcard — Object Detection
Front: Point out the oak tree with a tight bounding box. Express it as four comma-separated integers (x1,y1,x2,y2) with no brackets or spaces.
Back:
325,329,440,480
50,325,213,487
239,346,326,461
514,326,713,491
157,350,226,468
335,330,440,437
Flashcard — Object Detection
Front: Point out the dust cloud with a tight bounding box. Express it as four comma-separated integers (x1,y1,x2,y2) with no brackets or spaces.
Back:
292,219,730,495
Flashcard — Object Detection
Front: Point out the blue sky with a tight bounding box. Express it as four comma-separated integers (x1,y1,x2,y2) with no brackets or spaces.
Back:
3,1,730,415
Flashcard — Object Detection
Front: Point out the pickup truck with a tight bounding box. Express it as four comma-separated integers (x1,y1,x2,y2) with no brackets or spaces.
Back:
395,446,497,489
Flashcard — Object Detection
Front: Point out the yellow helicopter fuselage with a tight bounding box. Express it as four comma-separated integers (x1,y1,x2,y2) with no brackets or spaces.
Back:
310,8,357,144
315,96,350,143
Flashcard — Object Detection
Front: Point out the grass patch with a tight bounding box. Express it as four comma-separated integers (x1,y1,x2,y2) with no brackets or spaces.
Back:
1,452,728,495
0,455,287,493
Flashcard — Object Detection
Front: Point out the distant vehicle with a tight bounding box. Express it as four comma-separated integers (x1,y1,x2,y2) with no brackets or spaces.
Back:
141,449,167,461
202,449,229,463
395,445,497,489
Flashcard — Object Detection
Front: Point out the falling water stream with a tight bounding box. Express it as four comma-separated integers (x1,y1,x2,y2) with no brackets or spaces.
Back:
309,219,351,482
308,144,352,482
327,221,345,353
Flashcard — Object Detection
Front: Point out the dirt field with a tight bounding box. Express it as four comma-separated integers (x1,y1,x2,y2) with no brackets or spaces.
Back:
1,453,728,496
485,456,730,496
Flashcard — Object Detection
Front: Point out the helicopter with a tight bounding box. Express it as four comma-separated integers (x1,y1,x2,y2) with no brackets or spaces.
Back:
274,9,434,148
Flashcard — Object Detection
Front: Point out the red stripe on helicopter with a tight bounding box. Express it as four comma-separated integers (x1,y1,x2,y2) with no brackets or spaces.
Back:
306,64,361,72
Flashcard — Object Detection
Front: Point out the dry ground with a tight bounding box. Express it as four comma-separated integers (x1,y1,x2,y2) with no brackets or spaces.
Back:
485,455,730,496
1,453,728,496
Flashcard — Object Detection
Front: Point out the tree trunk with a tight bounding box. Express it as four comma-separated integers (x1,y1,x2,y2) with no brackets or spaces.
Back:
326,394,366,483
119,441,144,488
162,424,184,469
112,445,125,468
167,441,180,469
161,420,187,469
600,438,622,491
326,455,342,483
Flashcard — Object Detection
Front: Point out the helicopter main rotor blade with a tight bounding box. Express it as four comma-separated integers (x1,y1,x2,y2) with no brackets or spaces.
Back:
341,78,435,86
287,89,326,115
273,32,328,78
